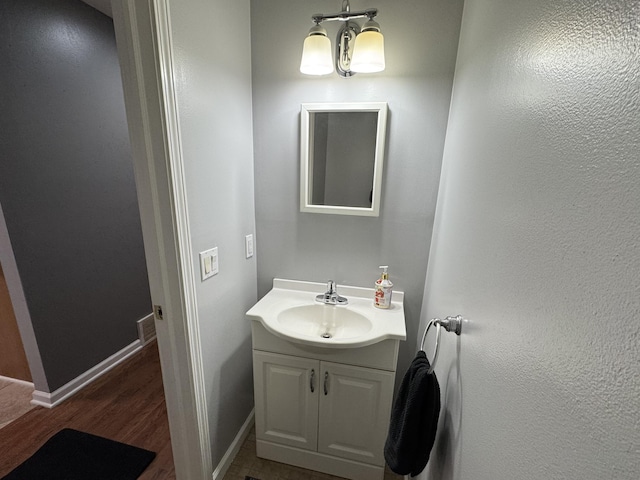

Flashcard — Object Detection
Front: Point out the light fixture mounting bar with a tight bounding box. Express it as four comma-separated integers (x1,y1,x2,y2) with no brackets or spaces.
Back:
311,8,378,24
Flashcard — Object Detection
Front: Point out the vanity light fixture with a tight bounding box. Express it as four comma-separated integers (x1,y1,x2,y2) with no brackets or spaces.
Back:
300,0,385,78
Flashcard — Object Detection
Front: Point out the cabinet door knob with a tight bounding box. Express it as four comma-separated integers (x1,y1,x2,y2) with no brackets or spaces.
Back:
310,369,315,393
324,371,329,395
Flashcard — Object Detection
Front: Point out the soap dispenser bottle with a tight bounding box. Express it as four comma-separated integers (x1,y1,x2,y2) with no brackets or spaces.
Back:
374,265,393,309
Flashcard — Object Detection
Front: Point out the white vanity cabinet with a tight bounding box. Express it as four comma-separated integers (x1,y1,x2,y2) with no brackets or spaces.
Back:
317,361,394,465
252,321,399,480
253,351,319,452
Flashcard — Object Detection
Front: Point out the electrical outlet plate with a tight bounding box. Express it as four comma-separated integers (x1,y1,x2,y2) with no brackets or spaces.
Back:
199,247,219,280
245,234,254,258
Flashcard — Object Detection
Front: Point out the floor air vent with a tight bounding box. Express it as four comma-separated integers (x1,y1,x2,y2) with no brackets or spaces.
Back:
137,314,157,344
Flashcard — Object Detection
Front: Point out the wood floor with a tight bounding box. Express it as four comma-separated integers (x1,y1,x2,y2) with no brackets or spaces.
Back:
0,340,175,479
0,378,34,430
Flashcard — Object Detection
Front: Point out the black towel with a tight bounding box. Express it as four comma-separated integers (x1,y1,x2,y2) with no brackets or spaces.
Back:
384,350,440,477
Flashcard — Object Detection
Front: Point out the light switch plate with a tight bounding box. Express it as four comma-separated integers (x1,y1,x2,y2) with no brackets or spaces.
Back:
245,234,254,258
199,247,218,280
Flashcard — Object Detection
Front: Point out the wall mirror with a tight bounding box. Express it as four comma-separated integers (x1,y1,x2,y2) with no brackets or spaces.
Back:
300,102,388,216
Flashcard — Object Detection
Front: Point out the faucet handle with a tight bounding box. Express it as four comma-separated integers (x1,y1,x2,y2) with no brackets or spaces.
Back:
327,280,335,294
315,280,348,305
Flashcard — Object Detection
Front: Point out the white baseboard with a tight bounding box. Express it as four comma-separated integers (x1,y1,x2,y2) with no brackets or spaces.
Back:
31,339,143,408
212,408,255,480
0,375,34,389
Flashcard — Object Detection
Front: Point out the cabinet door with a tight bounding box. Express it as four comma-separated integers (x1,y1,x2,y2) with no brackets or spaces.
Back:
318,361,394,466
253,351,319,451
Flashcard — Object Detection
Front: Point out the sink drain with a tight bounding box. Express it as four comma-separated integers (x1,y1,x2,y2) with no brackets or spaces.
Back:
321,333,332,339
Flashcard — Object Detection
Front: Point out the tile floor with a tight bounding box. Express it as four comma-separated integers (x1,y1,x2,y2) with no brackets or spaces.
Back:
222,428,403,480
0,378,34,430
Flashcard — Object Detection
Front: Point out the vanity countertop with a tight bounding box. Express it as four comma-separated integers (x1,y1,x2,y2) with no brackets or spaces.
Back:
247,278,406,349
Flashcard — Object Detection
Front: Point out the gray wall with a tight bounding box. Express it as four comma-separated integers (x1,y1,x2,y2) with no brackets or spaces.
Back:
251,0,464,381
0,0,151,392
164,0,258,468
420,0,640,479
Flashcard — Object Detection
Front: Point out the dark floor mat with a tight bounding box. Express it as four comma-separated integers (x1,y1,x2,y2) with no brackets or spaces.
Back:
2,428,156,480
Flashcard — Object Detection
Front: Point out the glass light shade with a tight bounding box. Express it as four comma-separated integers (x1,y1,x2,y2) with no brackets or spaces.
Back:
350,30,385,73
300,34,334,75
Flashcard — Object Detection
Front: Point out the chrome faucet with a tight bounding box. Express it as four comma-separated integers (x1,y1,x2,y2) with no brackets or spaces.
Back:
316,280,348,305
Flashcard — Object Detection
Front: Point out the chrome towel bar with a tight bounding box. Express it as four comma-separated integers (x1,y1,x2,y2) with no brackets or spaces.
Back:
420,315,463,374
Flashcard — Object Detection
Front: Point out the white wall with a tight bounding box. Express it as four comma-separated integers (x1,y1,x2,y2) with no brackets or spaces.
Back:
164,0,257,468
250,0,464,382
420,0,640,479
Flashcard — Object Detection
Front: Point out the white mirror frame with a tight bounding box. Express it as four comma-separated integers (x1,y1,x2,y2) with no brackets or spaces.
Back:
300,102,388,217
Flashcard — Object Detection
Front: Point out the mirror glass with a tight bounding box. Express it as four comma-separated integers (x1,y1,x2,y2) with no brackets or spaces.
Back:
300,102,388,216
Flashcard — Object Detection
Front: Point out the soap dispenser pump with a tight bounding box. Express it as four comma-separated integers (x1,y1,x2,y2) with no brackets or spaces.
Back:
374,265,393,309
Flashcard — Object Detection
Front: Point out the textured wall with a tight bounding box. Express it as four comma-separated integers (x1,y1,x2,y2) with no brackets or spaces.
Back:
165,0,258,468
420,0,640,479
251,0,464,383
0,0,151,392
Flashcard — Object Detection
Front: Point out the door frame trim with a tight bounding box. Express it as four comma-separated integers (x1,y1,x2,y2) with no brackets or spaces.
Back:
112,1,212,478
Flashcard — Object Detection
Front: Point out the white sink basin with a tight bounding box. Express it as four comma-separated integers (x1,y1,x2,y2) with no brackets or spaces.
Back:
277,304,373,340
247,279,406,348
